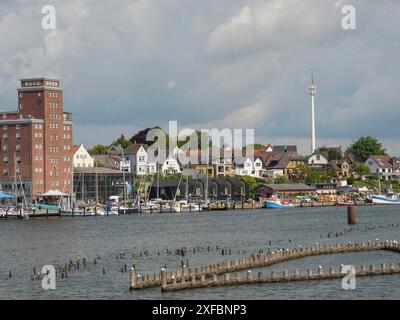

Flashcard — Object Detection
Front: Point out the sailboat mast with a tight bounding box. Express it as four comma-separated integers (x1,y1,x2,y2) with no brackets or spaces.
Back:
14,152,18,206
121,146,126,206
184,147,189,199
82,158,85,203
95,160,98,203
157,155,160,199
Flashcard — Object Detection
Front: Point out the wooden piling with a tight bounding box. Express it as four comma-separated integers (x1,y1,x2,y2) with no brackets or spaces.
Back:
347,206,356,224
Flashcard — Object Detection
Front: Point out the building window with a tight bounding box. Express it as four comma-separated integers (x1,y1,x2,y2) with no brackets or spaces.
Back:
16,133,21,139
2,133,7,139
16,144,21,151
2,125,7,130
3,157,8,163
3,169,8,176
16,124,21,129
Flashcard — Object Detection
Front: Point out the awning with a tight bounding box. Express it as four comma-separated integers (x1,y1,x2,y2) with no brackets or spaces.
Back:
38,190,69,197
0,192,16,198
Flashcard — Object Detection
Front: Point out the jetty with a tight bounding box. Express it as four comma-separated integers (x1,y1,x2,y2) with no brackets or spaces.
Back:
129,240,400,291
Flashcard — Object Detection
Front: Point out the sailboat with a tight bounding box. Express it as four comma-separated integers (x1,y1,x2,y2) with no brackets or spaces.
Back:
370,179,400,204
59,161,98,216
171,157,201,213
2,154,30,219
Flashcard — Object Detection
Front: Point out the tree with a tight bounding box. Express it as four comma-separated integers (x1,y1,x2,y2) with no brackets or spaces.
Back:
93,160,105,167
240,176,258,198
275,175,289,184
347,136,387,162
88,144,108,155
318,147,342,161
354,163,370,179
110,134,131,149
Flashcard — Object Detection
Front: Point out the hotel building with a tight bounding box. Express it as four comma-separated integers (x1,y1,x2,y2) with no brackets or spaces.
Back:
0,78,73,203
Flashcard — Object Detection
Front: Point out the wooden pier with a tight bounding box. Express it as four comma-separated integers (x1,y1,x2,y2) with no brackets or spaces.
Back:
129,240,400,291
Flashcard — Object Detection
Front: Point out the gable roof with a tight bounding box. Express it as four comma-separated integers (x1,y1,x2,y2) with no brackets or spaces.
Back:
310,151,329,160
272,145,297,153
93,154,122,169
71,145,80,156
124,143,148,155
368,155,392,168
266,151,303,169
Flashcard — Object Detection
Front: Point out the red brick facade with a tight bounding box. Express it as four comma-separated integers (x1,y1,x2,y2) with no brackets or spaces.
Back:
0,78,73,201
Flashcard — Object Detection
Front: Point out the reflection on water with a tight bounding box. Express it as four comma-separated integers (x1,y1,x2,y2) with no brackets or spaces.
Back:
0,205,399,299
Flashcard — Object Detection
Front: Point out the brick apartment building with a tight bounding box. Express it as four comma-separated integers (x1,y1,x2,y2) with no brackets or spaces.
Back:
0,78,73,203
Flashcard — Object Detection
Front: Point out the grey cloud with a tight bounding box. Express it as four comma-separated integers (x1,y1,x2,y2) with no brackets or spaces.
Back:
0,0,399,154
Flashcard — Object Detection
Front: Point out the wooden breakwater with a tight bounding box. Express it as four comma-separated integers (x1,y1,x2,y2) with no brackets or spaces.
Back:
129,240,400,290
160,263,400,292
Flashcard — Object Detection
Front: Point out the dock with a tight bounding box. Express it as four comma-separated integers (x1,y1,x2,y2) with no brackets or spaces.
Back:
129,240,400,291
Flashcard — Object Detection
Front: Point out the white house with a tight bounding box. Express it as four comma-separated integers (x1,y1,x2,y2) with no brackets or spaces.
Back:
364,155,396,180
72,144,94,168
308,152,329,167
161,152,181,175
235,157,266,178
265,169,285,179
124,144,157,175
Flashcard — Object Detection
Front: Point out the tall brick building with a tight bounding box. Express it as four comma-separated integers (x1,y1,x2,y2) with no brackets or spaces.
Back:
0,78,73,203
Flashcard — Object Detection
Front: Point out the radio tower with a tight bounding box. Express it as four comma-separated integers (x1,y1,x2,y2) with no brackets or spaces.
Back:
308,70,316,154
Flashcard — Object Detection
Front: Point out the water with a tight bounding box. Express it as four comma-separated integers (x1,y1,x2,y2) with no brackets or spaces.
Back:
1,205,400,299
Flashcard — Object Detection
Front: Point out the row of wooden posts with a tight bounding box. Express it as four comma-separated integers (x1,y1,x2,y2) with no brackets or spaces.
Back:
160,262,400,292
129,240,400,291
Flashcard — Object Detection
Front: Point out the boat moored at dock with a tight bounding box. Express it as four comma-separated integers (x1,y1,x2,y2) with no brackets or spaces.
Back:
264,199,295,209
370,194,400,205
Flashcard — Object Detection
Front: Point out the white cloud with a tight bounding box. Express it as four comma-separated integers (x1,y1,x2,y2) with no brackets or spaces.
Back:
207,0,341,57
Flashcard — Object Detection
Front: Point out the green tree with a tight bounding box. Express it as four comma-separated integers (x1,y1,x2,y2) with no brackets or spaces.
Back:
110,134,131,149
354,163,371,179
275,175,289,184
88,144,108,155
240,176,258,198
93,160,105,167
318,147,342,161
347,136,387,162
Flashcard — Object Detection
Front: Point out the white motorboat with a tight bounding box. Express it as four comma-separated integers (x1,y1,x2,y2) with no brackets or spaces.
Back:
0,207,29,219
370,194,400,205
172,200,202,213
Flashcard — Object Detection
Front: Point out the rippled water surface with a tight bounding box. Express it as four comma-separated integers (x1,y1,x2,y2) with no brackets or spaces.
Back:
1,205,400,299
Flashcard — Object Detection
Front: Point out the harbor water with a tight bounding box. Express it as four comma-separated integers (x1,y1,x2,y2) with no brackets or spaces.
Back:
0,205,399,299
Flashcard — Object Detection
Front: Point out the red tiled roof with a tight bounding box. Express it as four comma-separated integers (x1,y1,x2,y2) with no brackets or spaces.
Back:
71,145,80,155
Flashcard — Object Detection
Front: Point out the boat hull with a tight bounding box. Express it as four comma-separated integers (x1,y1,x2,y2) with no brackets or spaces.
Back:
335,202,354,207
371,195,400,205
264,200,295,209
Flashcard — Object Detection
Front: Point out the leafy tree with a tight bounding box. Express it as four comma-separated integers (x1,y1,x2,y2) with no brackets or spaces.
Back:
275,175,289,184
88,144,108,155
240,176,258,198
354,163,371,179
347,136,387,162
93,160,105,167
110,134,131,149
347,177,355,185
318,147,342,161
292,163,309,181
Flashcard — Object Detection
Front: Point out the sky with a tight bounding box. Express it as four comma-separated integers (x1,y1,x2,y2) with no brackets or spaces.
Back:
0,0,399,155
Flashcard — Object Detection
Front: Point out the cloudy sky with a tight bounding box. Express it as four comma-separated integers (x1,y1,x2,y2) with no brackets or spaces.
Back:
0,0,399,155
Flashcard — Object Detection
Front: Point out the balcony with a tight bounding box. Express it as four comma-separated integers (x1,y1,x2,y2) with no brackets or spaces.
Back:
63,112,72,122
